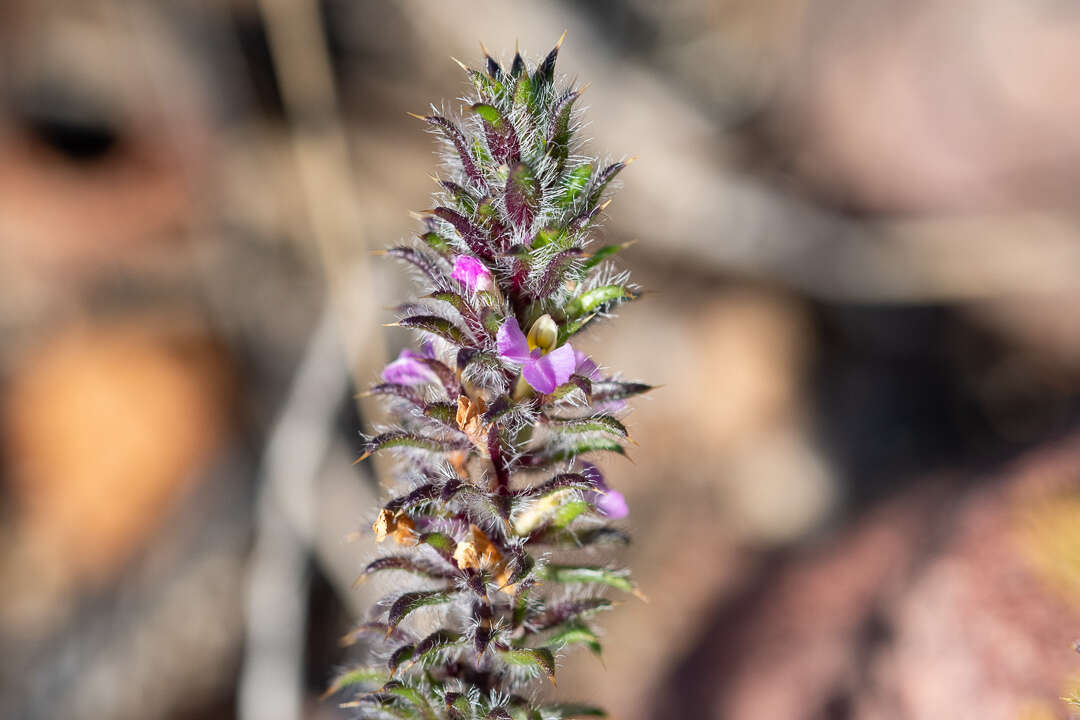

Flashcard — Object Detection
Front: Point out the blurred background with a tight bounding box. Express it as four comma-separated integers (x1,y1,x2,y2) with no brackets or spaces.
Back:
1,1,1079,718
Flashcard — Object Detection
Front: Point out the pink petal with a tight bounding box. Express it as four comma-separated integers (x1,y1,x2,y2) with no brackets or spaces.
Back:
382,349,437,385
497,317,533,363
522,344,576,394
451,255,493,291
545,344,577,386
581,462,628,518
593,399,629,414
594,488,629,518
573,349,598,379
522,359,557,394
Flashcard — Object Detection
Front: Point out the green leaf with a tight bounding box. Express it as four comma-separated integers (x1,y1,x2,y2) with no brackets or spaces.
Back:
512,584,533,628
513,73,535,113
358,556,455,583
321,666,388,698
542,703,607,718
561,526,631,547
591,381,654,403
388,644,416,673
523,438,625,468
564,285,637,320
547,621,603,657
418,532,457,560
411,628,464,668
422,401,457,426
547,87,584,168
588,161,627,205
384,684,438,720
537,565,639,595
549,415,628,439
358,432,469,462
476,195,499,226
550,378,591,401
580,247,618,272
396,315,470,346
552,500,589,528
387,590,455,631
557,163,593,208
419,231,453,256
532,598,613,631
530,226,565,250
506,162,540,230
500,647,556,684
419,114,485,187
470,102,503,127
513,488,574,535
473,135,493,165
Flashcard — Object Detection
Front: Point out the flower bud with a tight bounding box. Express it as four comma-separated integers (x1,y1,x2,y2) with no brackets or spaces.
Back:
527,314,559,355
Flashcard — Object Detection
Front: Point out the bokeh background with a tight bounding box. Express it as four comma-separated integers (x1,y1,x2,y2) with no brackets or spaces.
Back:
2,1,1080,718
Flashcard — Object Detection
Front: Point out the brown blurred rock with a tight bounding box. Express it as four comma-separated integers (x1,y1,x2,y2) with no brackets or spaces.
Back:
654,435,1080,719
1,316,233,634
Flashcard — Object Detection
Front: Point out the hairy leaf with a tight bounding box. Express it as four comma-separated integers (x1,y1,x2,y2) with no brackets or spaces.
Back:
548,415,628,439
534,248,585,299
506,162,540,230
388,643,416,673
419,230,453,256
558,163,592,208
591,380,654,403
409,628,463,669
431,207,494,260
359,432,470,462
581,241,633,272
542,703,607,718
419,114,485,188
537,565,637,594
530,599,612,632
423,401,458,427
552,500,590,528
547,87,583,169
387,590,456,631
384,683,439,720
546,621,602,657
588,161,627,205
386,246,448,286
500,647,556,684
516,472,597,499
520,438,625,468
564,285,637,320
472,103,521,166
359,556,456,583
364,382,424,408
396,314,470,346
321,666,388,698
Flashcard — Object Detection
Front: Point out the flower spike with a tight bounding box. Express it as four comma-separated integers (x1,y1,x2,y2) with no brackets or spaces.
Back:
341,37,648,719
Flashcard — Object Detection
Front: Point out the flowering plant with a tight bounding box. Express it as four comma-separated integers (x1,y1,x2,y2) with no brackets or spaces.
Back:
331,35,649,719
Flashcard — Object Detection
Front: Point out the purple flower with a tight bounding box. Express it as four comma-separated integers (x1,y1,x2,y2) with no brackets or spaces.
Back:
497,316,579,394
451,255,494,292
582,462,628,518
573,349,599,379
382,348,438,386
